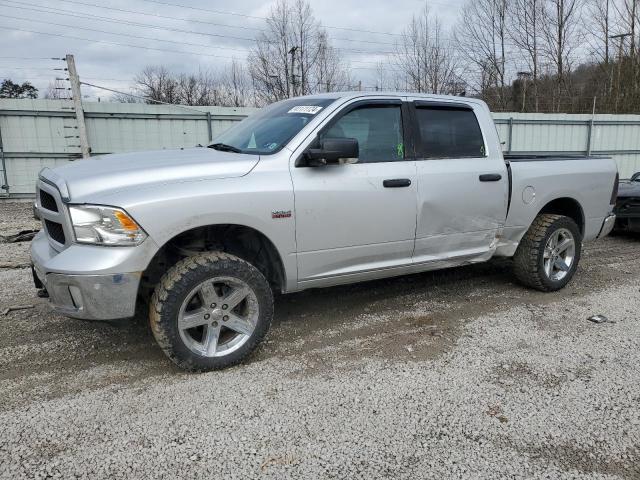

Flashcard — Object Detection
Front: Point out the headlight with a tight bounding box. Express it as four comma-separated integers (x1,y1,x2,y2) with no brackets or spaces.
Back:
69,205,147,246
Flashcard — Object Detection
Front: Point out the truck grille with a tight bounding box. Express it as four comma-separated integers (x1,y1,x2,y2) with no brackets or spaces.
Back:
36,179,72,250
39,189,58,212
44,219,66,244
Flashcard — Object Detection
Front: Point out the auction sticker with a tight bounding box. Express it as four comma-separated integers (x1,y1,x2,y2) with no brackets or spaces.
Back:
288,106,323,114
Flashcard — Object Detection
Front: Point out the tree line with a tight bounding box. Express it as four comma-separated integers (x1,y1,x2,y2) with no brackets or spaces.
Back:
21,0,640,113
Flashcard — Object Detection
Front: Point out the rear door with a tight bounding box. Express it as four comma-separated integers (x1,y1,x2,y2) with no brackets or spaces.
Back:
291,99,418,285
410,100,508,263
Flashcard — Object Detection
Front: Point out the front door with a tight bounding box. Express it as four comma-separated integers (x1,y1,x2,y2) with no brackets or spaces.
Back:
410,100,509,264
291,100,418,285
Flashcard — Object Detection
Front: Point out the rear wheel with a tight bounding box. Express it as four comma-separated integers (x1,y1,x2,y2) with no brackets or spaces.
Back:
513,214,582,291
149,252,273,371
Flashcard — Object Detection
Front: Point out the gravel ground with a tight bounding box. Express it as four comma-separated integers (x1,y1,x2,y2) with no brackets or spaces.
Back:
0,201,639,479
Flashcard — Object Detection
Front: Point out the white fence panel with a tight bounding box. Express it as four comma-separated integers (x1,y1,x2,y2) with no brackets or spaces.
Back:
493,112,640,177
0,99,255,195
1,100,639,197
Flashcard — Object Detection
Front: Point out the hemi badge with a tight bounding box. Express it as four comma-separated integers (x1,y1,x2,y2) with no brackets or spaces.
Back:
272,210,292,219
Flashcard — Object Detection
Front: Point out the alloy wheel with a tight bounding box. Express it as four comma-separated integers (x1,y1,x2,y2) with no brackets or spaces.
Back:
177,276,259,357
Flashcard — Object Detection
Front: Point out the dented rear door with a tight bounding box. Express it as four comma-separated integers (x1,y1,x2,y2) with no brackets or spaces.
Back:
410,99,508,264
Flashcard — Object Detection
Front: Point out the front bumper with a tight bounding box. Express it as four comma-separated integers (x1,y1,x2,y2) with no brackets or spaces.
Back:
597,213,616,239
31,231,157,320
34,269,141,320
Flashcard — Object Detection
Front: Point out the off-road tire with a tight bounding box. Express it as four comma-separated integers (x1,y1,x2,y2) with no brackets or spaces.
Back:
149,252,273,372
513,214,582,292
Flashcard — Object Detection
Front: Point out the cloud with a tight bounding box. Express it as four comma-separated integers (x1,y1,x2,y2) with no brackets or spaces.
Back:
0,0,465,99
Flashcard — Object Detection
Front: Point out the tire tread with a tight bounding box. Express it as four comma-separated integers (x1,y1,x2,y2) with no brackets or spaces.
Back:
149,252,273,372
513,214,580,292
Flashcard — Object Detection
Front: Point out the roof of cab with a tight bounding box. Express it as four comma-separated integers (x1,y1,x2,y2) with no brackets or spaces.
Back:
297,91,486,106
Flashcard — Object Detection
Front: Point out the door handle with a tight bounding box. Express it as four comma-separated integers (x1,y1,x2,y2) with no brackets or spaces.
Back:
479,173,502,182
383,178,412,188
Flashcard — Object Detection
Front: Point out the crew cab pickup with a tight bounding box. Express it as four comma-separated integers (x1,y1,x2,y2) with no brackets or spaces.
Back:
31,93,618,371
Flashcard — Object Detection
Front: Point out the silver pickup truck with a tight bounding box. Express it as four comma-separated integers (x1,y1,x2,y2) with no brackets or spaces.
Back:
31,93,618,371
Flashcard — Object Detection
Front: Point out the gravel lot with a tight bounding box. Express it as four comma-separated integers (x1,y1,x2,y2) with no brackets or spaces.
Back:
1,201,639,479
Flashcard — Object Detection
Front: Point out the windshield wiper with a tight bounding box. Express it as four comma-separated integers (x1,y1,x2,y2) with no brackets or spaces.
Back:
208,143,243,153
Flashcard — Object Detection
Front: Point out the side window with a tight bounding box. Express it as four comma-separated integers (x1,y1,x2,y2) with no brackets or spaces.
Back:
415,106,485,158
321,105,404,163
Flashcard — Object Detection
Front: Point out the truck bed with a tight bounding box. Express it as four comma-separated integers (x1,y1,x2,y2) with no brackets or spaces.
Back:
497,153,618,257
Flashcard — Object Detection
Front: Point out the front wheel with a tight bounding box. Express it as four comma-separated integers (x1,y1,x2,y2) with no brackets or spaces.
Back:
513,214,582,292
149,252,273,371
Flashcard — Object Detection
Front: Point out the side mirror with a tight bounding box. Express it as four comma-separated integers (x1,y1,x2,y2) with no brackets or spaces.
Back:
301,138,359,167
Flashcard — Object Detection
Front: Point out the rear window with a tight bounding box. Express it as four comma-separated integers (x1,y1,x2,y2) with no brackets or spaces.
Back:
415,106,485,158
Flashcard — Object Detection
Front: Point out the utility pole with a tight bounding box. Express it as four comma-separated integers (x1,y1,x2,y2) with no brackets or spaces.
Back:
288,46,298,97
65,54,90,158
517,71,532,112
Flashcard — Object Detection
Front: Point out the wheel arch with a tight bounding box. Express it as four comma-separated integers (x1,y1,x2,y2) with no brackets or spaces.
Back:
537,197,585,237
139,223,287,301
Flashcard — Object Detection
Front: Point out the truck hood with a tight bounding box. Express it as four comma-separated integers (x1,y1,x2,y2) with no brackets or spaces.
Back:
42,148,259,201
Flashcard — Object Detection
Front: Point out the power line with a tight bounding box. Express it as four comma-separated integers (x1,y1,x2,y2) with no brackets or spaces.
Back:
132,0,474,39
1,11,395,61
10,0,514,55
1,2,397,55
0,25,241,60
0,0,262,41
0,55,62,60
1,0,528,74
11,0,266,34
0,24,401,73
0,66,65,70
0,25,392,71
8,74,131,82
133,0,406,37
26,0,398,45
2,13,254,51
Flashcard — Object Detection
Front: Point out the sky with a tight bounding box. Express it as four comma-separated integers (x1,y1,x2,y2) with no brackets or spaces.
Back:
0,0,465,100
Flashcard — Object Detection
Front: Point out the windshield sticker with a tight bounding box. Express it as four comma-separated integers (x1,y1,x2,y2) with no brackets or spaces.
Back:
288,105,323,115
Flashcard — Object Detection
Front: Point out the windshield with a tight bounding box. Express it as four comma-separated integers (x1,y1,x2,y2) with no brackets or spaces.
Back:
210,97,337,155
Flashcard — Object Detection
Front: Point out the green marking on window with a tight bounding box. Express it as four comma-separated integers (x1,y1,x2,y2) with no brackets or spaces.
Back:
397,142,404,158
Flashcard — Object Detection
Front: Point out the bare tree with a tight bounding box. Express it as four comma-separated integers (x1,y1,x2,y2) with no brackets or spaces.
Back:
509,0,544,110
454,0,509,108
394,3,461,94
588,0,613,64
248,0,347,103
290,0,319,95
132,63,253,107
373,61,402,91
613,0,638,55
219,59,252,107
315,31,351,92
541,0,583,110
43,79,70,100
134,66,179,104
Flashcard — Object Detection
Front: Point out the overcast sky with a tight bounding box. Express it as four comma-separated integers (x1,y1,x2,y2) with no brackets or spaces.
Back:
0,0,465,100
